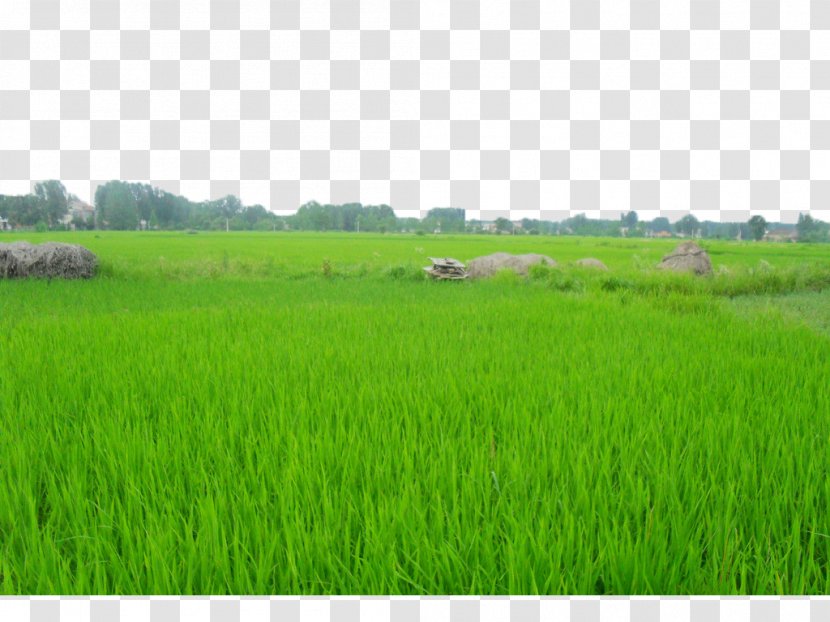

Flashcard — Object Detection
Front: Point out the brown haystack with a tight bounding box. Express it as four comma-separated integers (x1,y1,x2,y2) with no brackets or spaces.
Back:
0,242,98,279
656,242,712,276
467,252,557,279
574,258,609,271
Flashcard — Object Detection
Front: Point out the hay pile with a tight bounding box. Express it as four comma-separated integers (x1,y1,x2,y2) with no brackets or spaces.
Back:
0,242,98,279
656,242,712,276
467,252,557,279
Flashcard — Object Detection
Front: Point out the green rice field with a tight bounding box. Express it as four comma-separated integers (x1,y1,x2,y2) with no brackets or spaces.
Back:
1,231,829,594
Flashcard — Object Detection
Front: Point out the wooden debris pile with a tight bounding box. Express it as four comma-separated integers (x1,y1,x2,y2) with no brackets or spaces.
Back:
423,257,468,280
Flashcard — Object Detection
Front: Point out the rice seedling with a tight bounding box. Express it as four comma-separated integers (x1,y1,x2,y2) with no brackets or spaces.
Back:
0,232,828,594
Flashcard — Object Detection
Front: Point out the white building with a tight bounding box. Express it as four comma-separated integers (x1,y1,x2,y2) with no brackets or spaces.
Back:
60,199,96,228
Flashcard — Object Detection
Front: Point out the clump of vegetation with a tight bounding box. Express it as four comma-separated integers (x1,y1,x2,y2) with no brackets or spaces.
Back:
600,275,636,293
527,262,556,281
527,263,585,293
385,263,426,281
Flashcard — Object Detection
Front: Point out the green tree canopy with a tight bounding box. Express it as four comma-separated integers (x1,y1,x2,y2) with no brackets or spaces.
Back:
747,215,768,241
676,214,700,237
33,180,69,226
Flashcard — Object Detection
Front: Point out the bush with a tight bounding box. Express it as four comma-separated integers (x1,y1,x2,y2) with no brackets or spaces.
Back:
547,271,585,293
528,263,556,281
386,263,426,281
600,276,635,293
527,264,586,293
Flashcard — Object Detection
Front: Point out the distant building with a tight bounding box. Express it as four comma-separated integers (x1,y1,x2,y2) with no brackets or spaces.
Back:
0,216,10,231
70,199,95,222
764,228,798,243
60,199,96,227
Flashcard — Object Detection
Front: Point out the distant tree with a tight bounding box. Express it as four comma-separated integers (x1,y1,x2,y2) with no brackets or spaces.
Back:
33,180,69,227
241,204,267,229
622,211,638,228
399,217,420,233
676,214,700,237
0,194,46,226
747,215,768,241
796,213,829,243
465,219,483,233
101,182,139,230
796,213,819,242
649,217,672,233
521,218,542,234
213,195,243,230
700,220,729,239
562,213,587,234
425,207,465,233
494,217,512,233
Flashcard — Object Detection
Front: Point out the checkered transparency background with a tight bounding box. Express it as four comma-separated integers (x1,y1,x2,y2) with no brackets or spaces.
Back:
2,597,830,622
2,1,830,222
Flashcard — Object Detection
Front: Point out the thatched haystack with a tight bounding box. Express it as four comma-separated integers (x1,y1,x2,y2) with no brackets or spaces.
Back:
0,242,98,279
467,252,557,279
656,242,712,276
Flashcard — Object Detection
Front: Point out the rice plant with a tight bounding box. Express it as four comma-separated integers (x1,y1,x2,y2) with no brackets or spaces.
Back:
0,232,828,594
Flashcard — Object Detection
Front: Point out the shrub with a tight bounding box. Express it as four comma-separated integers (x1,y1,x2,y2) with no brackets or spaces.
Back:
528,263,556,281
600,276,635,293
548,272,585,293
386,263,426,281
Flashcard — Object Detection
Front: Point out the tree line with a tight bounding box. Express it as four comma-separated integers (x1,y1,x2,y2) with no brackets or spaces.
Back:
0,180,80,230
1,180,828,243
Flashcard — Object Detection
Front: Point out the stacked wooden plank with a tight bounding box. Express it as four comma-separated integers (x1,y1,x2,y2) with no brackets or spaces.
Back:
423,257,468,280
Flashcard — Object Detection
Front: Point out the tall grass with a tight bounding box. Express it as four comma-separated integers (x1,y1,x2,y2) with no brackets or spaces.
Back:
0,234,829,594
